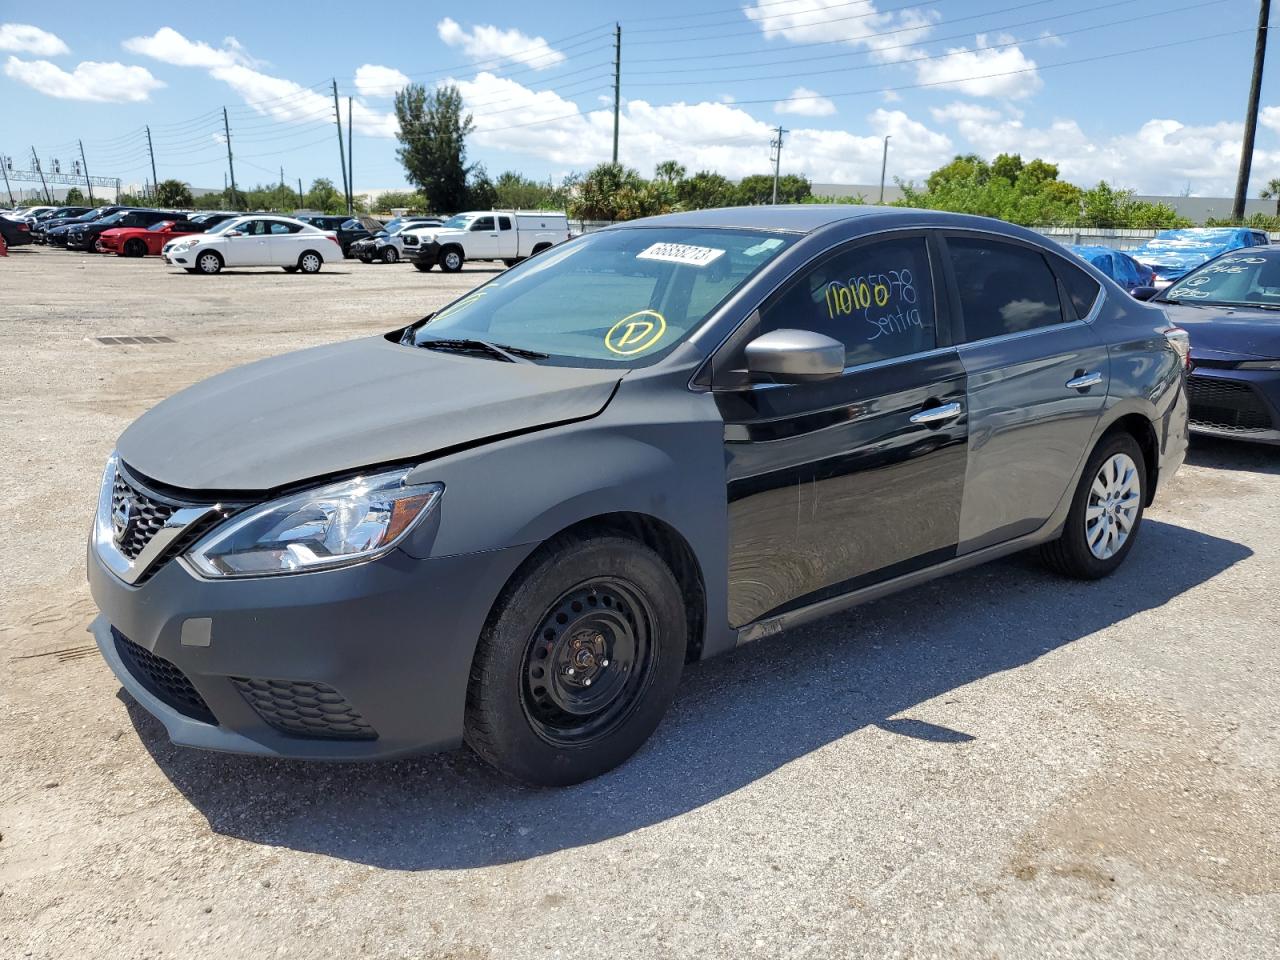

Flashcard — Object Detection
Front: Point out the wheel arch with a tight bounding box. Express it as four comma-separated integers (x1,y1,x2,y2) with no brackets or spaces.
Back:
1098,411,1160,505
297,248,326,266
481,512,707,665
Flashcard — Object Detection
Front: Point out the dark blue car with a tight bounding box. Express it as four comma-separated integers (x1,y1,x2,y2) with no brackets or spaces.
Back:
1157,247,1280,443
1068,245,1154,293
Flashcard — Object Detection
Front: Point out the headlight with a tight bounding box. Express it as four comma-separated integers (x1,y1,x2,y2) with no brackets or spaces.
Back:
1237,360,1280,370
186,469,443,578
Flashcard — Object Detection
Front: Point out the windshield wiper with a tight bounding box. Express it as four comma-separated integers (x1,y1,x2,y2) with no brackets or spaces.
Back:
416,337,548,362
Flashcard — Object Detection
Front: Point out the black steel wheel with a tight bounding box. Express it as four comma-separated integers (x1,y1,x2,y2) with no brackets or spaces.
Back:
520,578,656,747
466,534,686,786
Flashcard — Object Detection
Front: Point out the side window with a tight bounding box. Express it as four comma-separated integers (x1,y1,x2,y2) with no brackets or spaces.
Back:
498,216,512,230
947,238,1065,341
1053,253,1103,318
758,236,937,368
269,221,301,235
472,216,495,231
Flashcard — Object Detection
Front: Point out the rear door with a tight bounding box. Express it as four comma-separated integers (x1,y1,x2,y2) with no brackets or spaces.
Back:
714,231,969,628
938,232,1110,553
496,215,516,258
267,220,305,264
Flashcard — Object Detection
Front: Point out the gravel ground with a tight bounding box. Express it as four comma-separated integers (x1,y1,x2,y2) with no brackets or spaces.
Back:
1,245,1278,960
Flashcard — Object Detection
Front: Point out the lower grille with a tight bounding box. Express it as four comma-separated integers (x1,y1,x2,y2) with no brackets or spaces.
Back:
232,678,377,740
1186,375,1274,432
113,628,216,724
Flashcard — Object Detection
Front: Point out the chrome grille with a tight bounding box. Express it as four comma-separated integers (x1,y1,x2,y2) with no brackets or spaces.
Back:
111,469,176,560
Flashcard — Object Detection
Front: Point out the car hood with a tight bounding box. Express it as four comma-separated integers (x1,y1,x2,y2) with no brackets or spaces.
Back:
117,335,623,492
1161,302,1280,360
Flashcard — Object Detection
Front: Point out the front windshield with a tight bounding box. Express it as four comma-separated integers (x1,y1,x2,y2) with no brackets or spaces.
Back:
407,227,796,367
1163,252,1280,308
97,213,124,226
441,215,473,230
205,218,241,234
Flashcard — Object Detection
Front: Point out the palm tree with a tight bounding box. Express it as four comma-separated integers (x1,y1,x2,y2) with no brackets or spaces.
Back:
1260,177,1280,216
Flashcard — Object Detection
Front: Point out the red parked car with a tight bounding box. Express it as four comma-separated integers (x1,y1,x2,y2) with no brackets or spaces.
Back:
97,219,201,257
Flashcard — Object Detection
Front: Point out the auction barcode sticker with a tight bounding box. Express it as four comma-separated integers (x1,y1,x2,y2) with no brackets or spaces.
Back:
637,242,726,267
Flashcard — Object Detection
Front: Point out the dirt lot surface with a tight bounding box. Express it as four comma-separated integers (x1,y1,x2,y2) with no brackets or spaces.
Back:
2,245,1278,959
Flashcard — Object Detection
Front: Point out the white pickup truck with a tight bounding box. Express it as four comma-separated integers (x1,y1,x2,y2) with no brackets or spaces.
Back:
403,210,570,272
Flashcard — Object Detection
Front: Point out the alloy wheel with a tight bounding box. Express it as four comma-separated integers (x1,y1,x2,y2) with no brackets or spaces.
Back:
1085,452,1141,560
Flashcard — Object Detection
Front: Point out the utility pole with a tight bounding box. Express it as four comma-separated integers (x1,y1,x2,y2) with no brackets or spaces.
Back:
222,107,238,205
78,139,95,205
878,135,892,205
612,23,621,165
298,177,305,209
770,126,787,204
332,80,351,213
145,125,158,194
1,157,13,207
1232,0,1270,221
347,95,354,214
31,147,50,202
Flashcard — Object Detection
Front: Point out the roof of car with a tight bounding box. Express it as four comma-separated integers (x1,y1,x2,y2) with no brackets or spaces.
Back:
627,205,1032,237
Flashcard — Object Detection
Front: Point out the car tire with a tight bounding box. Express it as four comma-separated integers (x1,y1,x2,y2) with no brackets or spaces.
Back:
439,248,464,273
1041,431,1146,580
123,238,147,258
297,251,323,274
413,261,434,272
381,246,399,264
465,534,686,787
196,250,223,275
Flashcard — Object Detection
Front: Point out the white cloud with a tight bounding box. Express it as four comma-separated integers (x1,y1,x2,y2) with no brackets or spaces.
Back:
930,105,1279,195
0,23,68,56
915,34,1041,99
123,27,248,68
1260,106,1280,134
210,64,397,137
1037,30,1067,48
744,0,939,63
3,55,163,102
450,71,951,184
436,18,564,70
776,87,836,117
354,64,409,97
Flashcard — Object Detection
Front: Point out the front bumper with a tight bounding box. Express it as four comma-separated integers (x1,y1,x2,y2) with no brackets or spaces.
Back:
409,240,441,268
1186,365,1280,444
89,536,531,759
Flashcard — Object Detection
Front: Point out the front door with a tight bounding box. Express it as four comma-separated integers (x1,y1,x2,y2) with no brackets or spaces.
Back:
223,219,272,266
714,232,969,628
938,233,1110,552
467,215,499,259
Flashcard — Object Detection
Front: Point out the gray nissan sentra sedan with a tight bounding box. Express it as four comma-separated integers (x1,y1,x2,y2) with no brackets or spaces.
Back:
88,206,1190,786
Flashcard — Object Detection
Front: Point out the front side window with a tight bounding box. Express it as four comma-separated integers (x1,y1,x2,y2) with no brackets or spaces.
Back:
758,235,937,368
472,216,496,232
948,237,1064,341
408,227,796,367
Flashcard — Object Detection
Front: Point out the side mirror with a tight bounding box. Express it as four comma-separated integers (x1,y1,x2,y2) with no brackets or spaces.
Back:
1131,285,1159,301
744,329,845,383
225,229,242,238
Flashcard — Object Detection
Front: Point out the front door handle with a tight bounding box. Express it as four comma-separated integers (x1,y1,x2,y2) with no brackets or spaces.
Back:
1066,371,1103,391
909,401,962,425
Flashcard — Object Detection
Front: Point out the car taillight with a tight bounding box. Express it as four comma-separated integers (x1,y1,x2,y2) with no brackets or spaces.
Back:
1164,325,1191,369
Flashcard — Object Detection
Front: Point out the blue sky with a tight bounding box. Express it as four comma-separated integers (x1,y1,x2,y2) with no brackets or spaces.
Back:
1,1,1274,197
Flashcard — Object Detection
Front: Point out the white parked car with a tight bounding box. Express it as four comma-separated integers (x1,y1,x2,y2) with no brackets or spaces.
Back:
160,215,342,275
403,210,570,272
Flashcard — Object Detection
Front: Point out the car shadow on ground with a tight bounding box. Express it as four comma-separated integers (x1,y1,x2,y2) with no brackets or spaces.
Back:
1185,435,1280,475
122,518,1250,870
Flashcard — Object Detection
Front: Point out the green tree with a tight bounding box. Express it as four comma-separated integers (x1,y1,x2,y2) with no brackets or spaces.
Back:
734,173,811,205
394,83,474,213
304,178,346,214
677,170,735,209
492,171,565,210
64,187,84,204
566,163,646,221
1260,177,1280,217
654,160,686,185
154,179,194,207
372,190,428,213
466,164,497,209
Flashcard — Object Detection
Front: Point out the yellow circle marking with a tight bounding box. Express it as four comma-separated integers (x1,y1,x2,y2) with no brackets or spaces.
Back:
874,283,889,307
605,310,668,355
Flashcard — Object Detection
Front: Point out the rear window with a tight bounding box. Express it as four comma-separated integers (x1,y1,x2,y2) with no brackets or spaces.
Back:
1054,256,1102,318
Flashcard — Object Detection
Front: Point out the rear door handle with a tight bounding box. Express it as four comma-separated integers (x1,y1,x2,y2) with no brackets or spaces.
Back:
909,401,963,425
1066,371,1103,390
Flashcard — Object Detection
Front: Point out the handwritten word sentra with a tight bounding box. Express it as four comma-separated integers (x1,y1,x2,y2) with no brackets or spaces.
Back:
824,268,920,340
